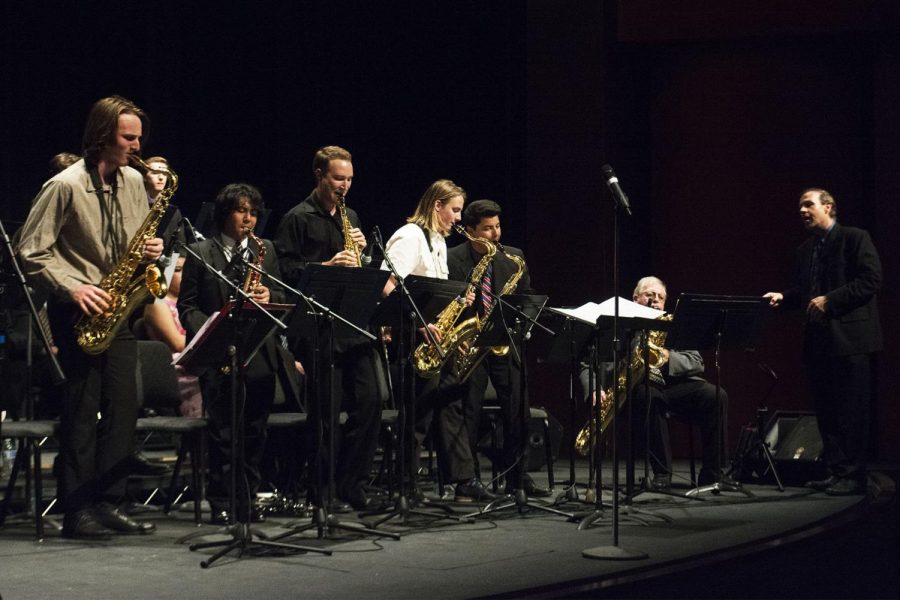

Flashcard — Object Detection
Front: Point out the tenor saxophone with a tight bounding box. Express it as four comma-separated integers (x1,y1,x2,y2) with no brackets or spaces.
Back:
74,155,178,354
336,192,362,267
412,225,496,378
454,244,525,383
574,314,673,456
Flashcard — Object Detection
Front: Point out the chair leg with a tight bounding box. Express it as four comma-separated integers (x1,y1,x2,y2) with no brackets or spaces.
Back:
689,425,697,486
542,417,555,490
33,440,44,540
489,417,499,491
164,442,188,514
191,430,204,525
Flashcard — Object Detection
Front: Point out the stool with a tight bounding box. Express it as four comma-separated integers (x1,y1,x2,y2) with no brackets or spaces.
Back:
135,416,208,524
0,419,60,540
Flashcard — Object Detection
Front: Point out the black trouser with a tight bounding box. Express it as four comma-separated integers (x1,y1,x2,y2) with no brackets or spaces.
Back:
630,378,725,477
463,351,526,486
806,352,871,482
49,303,140,514
303,340,383,500
413,363,475,484
203,350,275,522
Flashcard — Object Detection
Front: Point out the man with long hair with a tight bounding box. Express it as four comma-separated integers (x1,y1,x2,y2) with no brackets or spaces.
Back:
17,96,163,538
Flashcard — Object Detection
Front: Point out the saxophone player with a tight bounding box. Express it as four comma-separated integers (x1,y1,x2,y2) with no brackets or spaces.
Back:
273,146,383,512
580,276,732,492
178,183,300,525
17,96,162,538
380,180,498,503
446,199,550,497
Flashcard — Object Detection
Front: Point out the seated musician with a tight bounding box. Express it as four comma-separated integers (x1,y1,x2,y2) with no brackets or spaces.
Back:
581,276,732,491
177,183,300,525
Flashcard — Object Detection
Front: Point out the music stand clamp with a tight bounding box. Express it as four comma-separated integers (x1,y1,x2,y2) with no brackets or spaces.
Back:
666,294,767,498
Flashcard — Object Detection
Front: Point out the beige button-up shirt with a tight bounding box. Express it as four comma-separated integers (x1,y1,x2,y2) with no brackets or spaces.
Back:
17,158,149,300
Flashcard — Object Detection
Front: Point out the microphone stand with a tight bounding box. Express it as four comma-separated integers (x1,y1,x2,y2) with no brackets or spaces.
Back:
582,170,648,561
364,227,467,528
174,239,332,566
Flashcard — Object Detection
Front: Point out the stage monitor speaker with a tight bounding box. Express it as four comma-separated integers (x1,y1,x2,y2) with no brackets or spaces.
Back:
476,408,563,472
764,410,826,485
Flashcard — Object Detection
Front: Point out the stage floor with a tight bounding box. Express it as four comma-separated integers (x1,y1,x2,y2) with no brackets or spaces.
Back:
0,460,896,599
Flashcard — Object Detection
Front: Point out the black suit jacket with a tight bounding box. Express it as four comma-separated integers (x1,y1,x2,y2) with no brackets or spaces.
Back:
447,241,533,331
177,236,299,392
783,223,882,358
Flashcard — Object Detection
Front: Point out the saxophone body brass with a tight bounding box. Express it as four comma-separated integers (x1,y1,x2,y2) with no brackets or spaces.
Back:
74,155,178,355
454,244,525,383
336,192,362,267
574,314,673,456
412,224,496,378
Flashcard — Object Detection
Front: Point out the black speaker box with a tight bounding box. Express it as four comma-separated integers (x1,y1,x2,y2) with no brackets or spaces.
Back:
476,408,563,472
763,411,826,485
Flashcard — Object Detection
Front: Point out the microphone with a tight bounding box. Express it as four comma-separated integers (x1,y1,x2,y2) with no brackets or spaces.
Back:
362,227,378,266
182,218,205,243
601,164,632,216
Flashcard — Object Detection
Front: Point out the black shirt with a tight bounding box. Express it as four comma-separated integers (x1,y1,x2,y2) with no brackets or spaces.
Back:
273,192,362,288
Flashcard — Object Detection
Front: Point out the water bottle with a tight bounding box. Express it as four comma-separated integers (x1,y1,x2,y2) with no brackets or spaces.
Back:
1,438,17,474
0,333,7,361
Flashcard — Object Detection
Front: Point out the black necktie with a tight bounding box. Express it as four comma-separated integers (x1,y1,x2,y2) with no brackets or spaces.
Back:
810,237,826,296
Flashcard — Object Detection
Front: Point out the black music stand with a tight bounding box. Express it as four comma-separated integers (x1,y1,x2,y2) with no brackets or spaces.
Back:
268,264,400,542
534,308,608,505
464,294,574,520
665,294,767,497
179,300,332,565
366,274,471,527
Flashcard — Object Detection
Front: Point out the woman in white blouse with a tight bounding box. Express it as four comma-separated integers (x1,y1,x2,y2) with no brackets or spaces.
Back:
379,179,499,502
380,179,466,295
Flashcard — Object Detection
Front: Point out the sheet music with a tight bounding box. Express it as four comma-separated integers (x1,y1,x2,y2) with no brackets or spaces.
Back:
172,304,227,366
548,296,663,324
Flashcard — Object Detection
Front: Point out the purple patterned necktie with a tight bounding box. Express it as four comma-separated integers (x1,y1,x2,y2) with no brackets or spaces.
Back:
481,262,493,314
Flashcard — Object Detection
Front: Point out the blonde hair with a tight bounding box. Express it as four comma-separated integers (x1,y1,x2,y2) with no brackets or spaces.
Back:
406,179,466,237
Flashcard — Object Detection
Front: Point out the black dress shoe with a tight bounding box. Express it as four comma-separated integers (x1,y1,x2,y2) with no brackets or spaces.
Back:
93,502,156,534
454,478,499,503
128,453,172,477
251,505,267,523
825,478,863,496
651,474,671,491
62,510,113,540
805,475,841,491
209,510,232,526
340,487,374,511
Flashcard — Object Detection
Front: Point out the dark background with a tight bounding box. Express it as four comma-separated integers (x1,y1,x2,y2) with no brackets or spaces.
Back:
2,1,896,462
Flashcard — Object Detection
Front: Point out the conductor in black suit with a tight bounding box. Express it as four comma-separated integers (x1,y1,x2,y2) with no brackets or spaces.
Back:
178,183,301,523
446,199,548,496
765,188,882,496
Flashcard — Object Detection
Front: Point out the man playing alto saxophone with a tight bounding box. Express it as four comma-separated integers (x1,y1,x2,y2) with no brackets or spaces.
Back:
446,199,550,498
17,96,162,539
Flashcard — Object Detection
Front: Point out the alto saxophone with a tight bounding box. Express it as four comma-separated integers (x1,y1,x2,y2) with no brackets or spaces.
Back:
574,314,673,456
336,192,362,267
412,224,496,378
241,229,266,294
454,244,525,383
75,155,178,354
